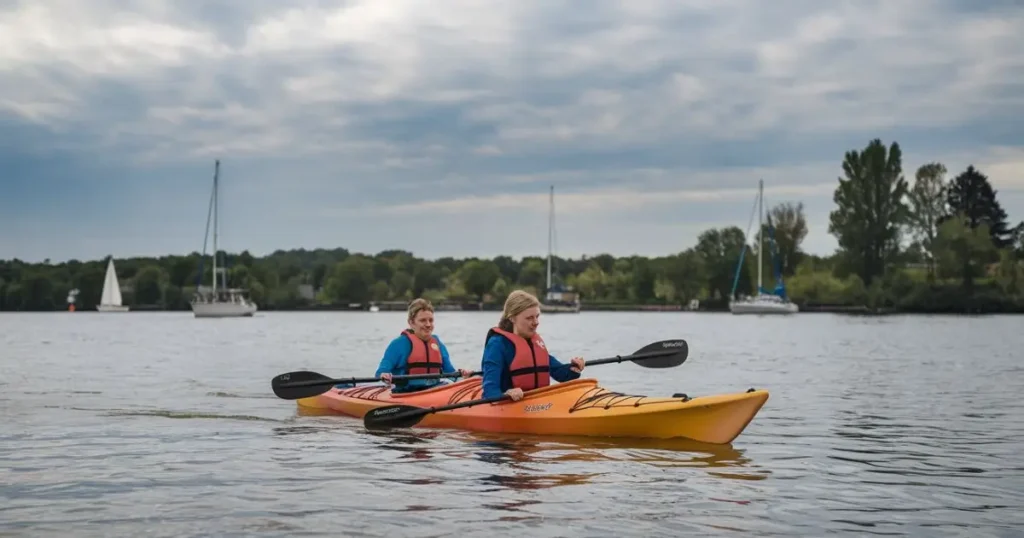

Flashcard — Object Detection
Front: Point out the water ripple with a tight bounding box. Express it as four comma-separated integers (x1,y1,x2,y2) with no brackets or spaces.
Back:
1,311,1022,536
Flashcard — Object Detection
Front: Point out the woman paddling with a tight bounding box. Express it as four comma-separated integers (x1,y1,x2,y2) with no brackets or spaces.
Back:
480,290,585,401
375,298,474,393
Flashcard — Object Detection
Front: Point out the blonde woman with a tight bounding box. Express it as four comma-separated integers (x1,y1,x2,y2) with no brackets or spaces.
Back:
374,298,473,393
480,290,585,401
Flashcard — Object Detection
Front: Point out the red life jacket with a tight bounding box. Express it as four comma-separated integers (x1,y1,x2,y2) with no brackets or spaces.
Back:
402,329,443,375
487,326,550,391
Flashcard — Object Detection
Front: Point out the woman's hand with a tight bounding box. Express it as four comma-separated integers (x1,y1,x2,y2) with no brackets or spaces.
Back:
458,368,475,378
570,357,585,373
505,387,524,401
380,373,393,386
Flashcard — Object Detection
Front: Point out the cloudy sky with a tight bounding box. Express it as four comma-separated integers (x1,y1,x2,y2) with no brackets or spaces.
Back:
2,0,1023,264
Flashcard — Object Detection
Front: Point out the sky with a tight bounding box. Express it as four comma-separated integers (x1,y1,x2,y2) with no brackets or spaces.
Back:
2,0,1023,264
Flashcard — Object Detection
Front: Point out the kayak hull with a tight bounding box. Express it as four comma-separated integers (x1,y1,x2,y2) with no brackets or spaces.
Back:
296,377,768,445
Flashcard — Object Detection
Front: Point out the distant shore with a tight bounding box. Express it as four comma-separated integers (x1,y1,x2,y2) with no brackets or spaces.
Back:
70,301,1018,315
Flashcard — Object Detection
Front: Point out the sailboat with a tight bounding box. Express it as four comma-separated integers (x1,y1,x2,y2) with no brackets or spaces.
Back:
729,179,799,315
97,257,130,312
540,185,581,314
189,160,258,318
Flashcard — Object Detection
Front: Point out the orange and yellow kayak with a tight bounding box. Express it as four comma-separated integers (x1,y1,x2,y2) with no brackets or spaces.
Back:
296,377,768,445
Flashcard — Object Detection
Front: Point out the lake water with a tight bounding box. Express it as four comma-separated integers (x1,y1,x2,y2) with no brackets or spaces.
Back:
1,311,1022,537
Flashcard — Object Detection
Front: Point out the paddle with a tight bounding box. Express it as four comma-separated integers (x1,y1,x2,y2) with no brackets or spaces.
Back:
271,369,480,400
363,338,688,430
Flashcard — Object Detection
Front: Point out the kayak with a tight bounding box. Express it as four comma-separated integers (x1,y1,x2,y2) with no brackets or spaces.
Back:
296,377,768,445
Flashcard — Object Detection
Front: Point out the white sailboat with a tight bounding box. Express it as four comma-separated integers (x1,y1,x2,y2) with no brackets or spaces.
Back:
190,160,258,318
729,179,799,315
97,257,130,312
540,185,581,314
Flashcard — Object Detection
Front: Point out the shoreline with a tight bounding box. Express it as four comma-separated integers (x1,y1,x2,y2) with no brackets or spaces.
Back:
16,303,1021,315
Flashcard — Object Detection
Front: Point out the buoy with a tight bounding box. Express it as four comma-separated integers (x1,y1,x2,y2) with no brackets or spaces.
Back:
66,288,80,312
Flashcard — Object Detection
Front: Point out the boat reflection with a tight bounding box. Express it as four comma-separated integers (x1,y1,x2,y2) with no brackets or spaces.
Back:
376,429,766,490
294,408,769,488
478,471,598,491
363,428,444,462
458,432,767,497
455,431,754,469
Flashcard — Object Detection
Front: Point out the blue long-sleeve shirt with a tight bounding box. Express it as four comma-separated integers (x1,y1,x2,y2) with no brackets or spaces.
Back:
373,333,457,392
480,334,581,399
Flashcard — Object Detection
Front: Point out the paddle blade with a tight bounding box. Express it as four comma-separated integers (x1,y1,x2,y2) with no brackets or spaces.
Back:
272,370,335,400
630,339,689,368
363,404,429,430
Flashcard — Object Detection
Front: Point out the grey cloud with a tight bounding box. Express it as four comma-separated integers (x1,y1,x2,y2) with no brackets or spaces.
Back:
2,0,1024,261
5,0,1022,160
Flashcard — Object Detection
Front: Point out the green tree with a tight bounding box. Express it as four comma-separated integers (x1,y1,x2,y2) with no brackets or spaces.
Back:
934,213,997,289
323,256,376,304
23,273,57,310
764,202,808,277
517,259,546,289
491,277,512,301
169,257,197,287
270,275,308,308
607,259,634,301
228,265,251,288
237,250,255,267
164,285,186,309
993,249,1024,295
589,254,615,273
133,265,166,306
666,250,706,302
491,255,521,284
945,165,1019,249
311,263,329,289
371,281,390,301
412,263,443,296
574,263,609,300
390,271,414,299
630,257,656,303
828,138,909,287
906,162,948,279
458,259,502,301
694,227,750,299
72,264,106,310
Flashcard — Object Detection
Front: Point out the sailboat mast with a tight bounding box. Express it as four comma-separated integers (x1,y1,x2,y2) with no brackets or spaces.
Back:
546,185,553,291
757,178,763,291
212,160,219,294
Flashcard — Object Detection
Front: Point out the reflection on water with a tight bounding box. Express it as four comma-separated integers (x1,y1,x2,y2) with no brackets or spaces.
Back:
295,401,766,480
352,426,770,499
455,431,755,470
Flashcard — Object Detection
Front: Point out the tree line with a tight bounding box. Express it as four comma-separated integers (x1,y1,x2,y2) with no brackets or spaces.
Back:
2,138,1023,313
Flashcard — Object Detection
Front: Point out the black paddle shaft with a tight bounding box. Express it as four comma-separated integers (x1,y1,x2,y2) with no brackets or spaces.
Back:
281,371,474,389
271,369,481,400
364,394,512,429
